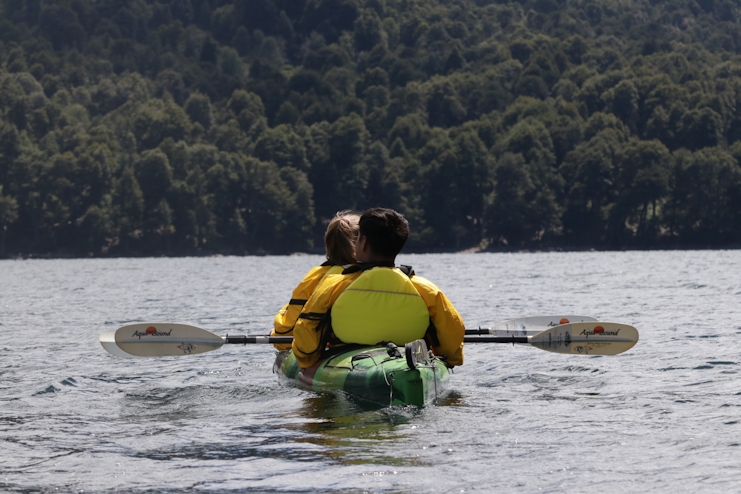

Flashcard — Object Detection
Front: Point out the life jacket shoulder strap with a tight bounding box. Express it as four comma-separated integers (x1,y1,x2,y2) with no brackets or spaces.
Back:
341,262,414,276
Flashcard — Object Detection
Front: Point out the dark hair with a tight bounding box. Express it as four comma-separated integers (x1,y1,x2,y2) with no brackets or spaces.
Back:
324,210,359,264
358,208,409,259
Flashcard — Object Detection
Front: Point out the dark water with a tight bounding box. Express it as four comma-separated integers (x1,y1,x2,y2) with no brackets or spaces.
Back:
1,251,740,492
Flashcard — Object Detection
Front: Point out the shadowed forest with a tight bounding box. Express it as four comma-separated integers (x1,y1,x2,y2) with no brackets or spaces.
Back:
1,0,741,257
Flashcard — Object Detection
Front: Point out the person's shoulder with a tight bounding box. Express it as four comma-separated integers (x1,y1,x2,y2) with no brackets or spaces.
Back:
319,272,344,286
410,274,441,293
307,271,359,306
317,270,358,291
299,264,331,280
310,264,333,275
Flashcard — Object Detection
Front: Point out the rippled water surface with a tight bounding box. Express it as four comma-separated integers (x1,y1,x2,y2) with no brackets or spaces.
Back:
2,251,741,492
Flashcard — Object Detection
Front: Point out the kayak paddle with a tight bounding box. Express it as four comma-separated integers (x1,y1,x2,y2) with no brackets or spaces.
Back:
466,314,598,336
100,321,637,358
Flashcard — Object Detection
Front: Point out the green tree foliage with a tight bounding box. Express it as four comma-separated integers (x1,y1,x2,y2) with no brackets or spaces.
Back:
113,167,145,253
487,153,559,247
3,0,741,257
669,147,741,244
0,184,18,254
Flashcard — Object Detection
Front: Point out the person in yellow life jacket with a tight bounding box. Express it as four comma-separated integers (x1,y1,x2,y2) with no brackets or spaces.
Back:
291,207,465,368
271,210,360,350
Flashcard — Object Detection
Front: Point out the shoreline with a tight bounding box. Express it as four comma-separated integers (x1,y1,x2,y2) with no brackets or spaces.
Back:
3,243,739,260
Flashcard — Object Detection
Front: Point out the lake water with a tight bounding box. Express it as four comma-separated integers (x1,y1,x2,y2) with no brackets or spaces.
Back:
1,251,740,492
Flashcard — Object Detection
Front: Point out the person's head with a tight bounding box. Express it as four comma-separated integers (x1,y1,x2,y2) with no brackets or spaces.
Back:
324,210,360,264
355,208,409,262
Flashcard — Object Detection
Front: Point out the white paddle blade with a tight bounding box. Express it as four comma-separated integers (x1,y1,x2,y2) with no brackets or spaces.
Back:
100,323,225,357
529,322,639,355
99,329,141,358
493,315,598,336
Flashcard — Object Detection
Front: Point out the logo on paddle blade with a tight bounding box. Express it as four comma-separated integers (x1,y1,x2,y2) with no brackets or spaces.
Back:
560,318,570,324
132,327,173,339
575,345,594,354
178,343,196,354
579,325,620,338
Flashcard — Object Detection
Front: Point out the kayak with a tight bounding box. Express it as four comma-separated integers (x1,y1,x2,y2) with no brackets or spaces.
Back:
272,339,451,407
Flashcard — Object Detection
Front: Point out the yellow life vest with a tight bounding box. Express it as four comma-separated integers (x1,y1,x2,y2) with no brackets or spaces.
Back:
272,263,346,350
331,267,430,345
322,264,345,278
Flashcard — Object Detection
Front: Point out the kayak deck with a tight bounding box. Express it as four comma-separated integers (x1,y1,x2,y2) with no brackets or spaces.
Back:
273,341,451,407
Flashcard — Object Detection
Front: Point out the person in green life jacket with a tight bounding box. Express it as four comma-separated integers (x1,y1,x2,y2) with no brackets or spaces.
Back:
291,207,465,368
271,210,360,350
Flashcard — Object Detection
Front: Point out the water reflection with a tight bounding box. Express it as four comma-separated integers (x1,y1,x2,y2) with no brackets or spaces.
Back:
434,390,466,407
278,392,433,467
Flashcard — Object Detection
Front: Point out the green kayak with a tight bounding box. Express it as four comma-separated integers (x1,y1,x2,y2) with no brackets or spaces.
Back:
272,339,451,407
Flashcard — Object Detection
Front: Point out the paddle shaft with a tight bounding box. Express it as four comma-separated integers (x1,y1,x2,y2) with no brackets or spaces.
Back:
226,335,292,344
223,335,528,344
465,336,527,343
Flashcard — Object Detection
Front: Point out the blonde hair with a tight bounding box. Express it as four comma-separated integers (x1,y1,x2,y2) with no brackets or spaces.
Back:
325,210,360,265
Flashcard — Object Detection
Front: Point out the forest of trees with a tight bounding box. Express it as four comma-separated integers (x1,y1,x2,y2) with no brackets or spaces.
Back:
1,0,741,257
